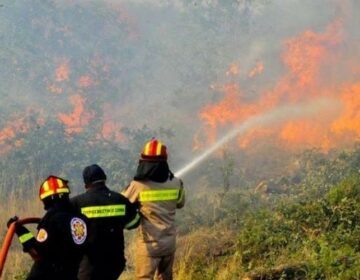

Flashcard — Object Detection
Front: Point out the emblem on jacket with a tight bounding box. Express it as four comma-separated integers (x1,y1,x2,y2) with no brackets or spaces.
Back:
36,228,48,242
70,217,87,245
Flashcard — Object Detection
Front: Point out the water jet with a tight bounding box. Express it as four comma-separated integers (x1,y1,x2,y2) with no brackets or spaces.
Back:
174,98,338,178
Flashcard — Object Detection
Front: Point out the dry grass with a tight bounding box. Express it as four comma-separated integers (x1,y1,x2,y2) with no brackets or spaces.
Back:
121,227,240,280
0,188,42,279
174,227,240,280
120,231,137,280
1,189,240,280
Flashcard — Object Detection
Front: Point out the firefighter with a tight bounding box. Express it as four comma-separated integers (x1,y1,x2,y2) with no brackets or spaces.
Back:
6,175,88,280
122,138,185,280
71,164,140,280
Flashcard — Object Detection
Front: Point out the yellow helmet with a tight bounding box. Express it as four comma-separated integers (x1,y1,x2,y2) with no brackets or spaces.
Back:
39,175,70,200
141,138,167,161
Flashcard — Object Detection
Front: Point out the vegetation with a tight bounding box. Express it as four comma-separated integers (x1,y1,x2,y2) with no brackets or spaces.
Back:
172,145,360,280
4,144,360,279
0,1,358,279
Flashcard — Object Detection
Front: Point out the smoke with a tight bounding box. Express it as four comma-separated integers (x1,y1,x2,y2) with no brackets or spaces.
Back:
0,0,358,179
175,97,340,177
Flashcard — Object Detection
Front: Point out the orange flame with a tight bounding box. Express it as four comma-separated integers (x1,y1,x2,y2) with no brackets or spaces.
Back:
101,121,125,142
331,84,360,138
226,63,240,76
78,75,94,88
248,62,264,78
47,84,63,94
100,104,125,142
55,61,70,82
58,95,93,134
198,17,358,152
0,116,30,155
282,19,342,89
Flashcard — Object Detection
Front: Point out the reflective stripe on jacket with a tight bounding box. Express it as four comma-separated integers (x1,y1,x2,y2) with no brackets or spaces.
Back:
15,203,88,280
71,185,139,279
122,178,185,257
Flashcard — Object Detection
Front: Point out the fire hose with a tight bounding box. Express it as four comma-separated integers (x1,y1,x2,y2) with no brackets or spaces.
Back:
0,217,41,278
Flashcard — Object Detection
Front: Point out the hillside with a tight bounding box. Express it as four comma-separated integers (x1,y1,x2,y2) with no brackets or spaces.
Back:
2,145,360,279
0,0,359,279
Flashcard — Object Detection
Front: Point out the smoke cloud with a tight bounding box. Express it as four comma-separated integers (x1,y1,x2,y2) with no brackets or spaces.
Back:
0,0,358,180
175,97,340,177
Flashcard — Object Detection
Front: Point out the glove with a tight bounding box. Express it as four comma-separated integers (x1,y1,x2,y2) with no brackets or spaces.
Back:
7,216,19,228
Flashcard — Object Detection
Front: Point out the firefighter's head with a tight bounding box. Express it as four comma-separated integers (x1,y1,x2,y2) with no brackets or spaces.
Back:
82,164,107,188
39,176,70,210
134,138,173,182
140,138,168,162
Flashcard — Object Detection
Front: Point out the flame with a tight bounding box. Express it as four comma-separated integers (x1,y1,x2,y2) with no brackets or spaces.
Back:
55,61,70,82
0,118,28,142
198,16,358,152
282,19,342,89
101,121,125,142
226,63,240,76
331,84,360,137
100,104,125,142
0,116,30,155
47,61,71,93
78,75,94,88
58,95,93,134
238,128,274,149
248,61,264,78
47,83,63,94
279,121,333,151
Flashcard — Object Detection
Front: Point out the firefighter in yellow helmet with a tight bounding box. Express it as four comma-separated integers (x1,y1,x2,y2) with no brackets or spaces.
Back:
6,176,88,280
122,138,185,280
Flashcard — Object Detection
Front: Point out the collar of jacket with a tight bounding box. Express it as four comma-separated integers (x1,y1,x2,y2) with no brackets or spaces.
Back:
86,183,109,193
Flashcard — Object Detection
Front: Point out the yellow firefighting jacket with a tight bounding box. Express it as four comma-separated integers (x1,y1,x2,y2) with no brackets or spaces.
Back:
122,177,185,257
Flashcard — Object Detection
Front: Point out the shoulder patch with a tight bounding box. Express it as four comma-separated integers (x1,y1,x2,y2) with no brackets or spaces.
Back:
70,217,87,245
36,228,48,242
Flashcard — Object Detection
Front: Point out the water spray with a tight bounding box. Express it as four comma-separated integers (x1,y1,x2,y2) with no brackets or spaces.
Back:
174,98,339,178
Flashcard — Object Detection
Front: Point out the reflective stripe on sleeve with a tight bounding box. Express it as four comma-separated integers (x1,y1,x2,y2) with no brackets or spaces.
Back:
19,232,34,244
81,205,126,218
139,189,179,202
177,188,184,204
125,213,141,229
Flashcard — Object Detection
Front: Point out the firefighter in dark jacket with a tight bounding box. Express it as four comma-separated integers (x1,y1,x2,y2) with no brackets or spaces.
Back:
71,164,140,280
7,176,88,280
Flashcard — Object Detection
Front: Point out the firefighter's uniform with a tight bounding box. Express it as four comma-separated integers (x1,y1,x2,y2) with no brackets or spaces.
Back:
11,176,88,280
71,164,140,280
122,139,185,280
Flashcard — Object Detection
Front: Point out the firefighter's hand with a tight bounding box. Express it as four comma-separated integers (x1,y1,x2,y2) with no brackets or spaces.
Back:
7,216,19,228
